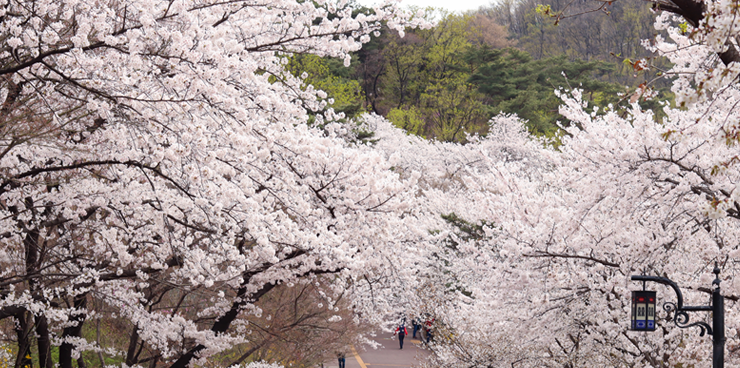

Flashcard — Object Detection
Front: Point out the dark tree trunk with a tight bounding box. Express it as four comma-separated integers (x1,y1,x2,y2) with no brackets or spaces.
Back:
148,355,160,368
14,311,33,368
59,294,88,368
125,328,140,366
36,315,53,368
168,282,276,368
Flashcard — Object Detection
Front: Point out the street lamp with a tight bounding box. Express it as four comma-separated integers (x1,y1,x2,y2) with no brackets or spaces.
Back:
631,265,725,368
631,289,656,331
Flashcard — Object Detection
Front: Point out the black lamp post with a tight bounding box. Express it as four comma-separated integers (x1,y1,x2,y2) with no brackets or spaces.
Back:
631,265,725,368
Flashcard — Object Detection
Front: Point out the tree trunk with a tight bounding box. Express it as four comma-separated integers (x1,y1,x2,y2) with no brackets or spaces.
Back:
168,282,277,368
59,294,88,368
14,311,33,368
36,315,53,368
125,328,140,366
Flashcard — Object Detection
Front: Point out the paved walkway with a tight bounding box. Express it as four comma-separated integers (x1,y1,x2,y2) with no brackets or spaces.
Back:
324,331,430,368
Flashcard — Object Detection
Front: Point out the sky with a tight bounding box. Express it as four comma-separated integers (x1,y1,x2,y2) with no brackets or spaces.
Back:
359,0,493,13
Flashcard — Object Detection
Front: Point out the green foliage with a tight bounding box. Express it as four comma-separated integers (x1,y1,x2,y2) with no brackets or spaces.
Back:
285,54,365,120
279,3,675,142
467,47,624,135
440,213,493,246
420,79,487,142
356,10,663,141
387,106,425,137
535,4,556,17
481,0,670,87
374,13,491,142
78,323,127,367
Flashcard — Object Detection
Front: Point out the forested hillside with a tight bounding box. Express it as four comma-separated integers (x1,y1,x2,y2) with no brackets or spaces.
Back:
485,0,657,68
304,0,670,140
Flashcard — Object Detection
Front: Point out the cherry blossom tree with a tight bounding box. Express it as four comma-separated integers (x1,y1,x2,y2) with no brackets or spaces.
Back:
0,0,432,367
365,112,560,366
506,10,740,366
8,0,740,366
368,7,740,366
361,1,740,364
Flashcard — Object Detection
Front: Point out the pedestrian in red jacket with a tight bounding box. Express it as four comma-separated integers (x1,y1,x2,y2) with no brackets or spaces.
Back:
394,324,408,349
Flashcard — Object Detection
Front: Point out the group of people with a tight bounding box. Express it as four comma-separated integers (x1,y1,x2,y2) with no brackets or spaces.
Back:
333,314,436,368
393,315,435,349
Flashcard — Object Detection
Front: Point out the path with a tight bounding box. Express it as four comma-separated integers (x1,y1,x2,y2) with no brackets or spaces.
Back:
324,331,430,368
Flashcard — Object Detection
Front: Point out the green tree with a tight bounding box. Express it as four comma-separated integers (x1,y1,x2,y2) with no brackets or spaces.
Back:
387,106,426,137
417,14,489,141
286,54,365,120
468,48,624,135
380,32,426,110
379,12,490,142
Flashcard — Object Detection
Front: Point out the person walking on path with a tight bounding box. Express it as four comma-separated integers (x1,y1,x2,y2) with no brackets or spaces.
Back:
411,318,421,338
394,324,408,349
424,317,435,344
337,352,346,368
